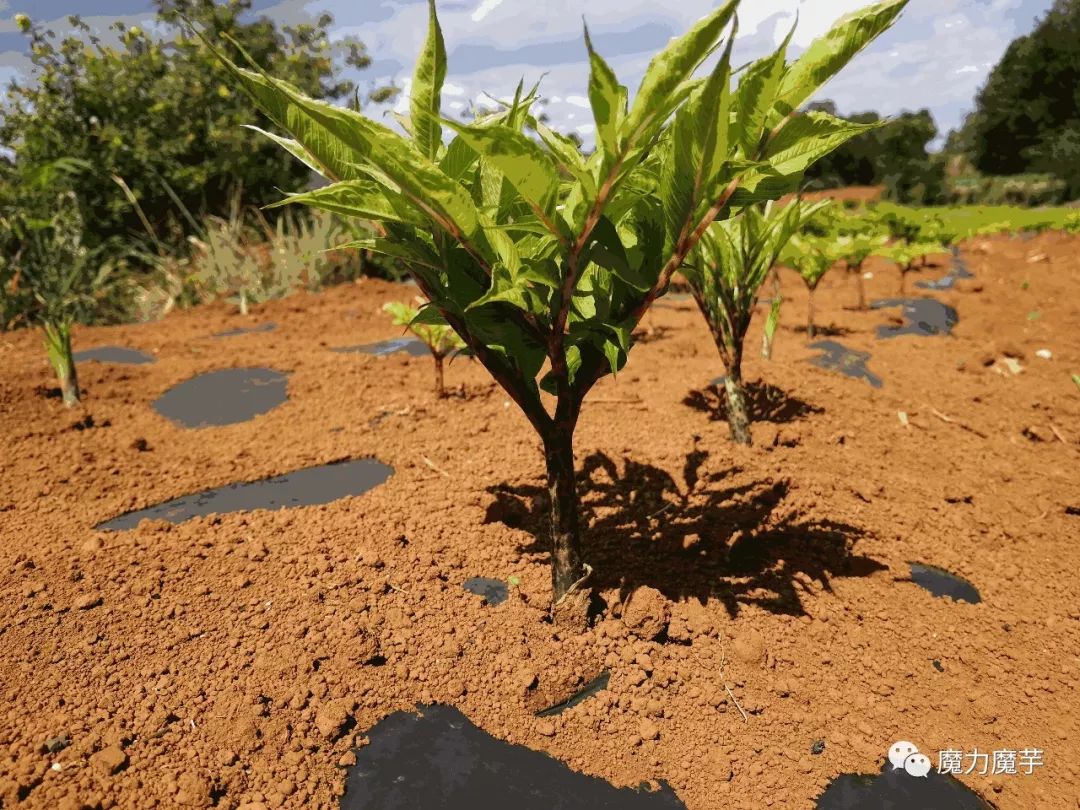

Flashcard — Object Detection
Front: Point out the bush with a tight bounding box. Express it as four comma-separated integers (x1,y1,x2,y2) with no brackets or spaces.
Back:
211,0,908,620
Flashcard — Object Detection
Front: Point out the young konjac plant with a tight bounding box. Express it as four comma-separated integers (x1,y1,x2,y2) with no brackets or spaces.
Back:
834,230,887,310
875,241,945,294
209,0,908,617
2,193,112,407
687,199,829,444
782,234,840,339
384,298,466,397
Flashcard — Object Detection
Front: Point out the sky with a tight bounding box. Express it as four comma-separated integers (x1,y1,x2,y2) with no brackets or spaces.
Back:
0,0,1058,148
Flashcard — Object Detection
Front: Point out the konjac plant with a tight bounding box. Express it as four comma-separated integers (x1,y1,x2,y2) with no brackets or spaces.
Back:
384,299,466,397
782,233,841,339
2,193,113,407
834,230,887,310
208,0,909,618
686,199,829,444
875,240,945,294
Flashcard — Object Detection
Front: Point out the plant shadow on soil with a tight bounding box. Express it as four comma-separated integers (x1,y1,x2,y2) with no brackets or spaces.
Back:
682,381,823,426
486,451,885,617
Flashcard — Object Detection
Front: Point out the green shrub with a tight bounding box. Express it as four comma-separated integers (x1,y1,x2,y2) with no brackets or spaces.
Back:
209,0,908,618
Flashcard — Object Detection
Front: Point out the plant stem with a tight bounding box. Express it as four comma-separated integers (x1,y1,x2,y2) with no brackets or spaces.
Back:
807,288,816,339
854,264,866,310
723,363,752,446
44,322,79,408
433,353,445,397
543,420,586,607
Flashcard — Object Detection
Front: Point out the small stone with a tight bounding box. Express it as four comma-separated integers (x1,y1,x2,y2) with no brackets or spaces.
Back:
75,593,103,610
536,719,556,737
89,745,127,775
639,719,659,741
276,780,295,797
1035,349,1052,360
337,751,357,768
811,740,826,755
42,735,69,754
446,680,466,698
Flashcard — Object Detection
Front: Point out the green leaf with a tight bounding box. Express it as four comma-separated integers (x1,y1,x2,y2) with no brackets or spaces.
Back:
210,38,481,239
265,179,425,226
445,120,561,220
625,0,737,142
583,23,624,162
764,111,879,177
733,26,790,155
412,0,447,161
336,237,441,270
773,0,909,116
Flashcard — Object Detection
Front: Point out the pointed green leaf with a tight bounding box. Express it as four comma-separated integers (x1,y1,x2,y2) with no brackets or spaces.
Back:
734,25,791,154
625,0,738,141
774,0,909,116
265,179,425,226
412,0,447,161
583,23,624,161
444,120,561,220
764,110,879,176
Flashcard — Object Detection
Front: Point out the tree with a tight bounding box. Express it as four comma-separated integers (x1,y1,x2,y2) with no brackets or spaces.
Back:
0,1,382,262
960,0,1080,196
209,0,908,620
803,103,944,203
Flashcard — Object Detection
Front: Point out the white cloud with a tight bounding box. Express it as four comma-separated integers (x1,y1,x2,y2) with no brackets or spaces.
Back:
471,0,505,23
565,95,589,108
956,65,978,73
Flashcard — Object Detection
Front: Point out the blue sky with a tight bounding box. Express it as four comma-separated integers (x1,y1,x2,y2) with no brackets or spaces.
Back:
0,0,1057,147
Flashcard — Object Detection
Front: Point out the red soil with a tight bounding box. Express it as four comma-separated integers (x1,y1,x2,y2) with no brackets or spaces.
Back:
1,232,1078,809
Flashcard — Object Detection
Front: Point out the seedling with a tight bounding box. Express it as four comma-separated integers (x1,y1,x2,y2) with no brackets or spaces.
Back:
875,241,945,294
208,0,907,617
2,193,112,407
384,298,466,397
782,234,839,339
687,199,829,443
834,231,887,309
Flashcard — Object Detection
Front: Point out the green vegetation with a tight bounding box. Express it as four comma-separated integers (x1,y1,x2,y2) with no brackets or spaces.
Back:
834,231,887,310
687,200,829,443
210,0,908,615
384,300,467,397
955,0,1080,199
0,2,383,262
781,234,840,338
1,194,116,406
